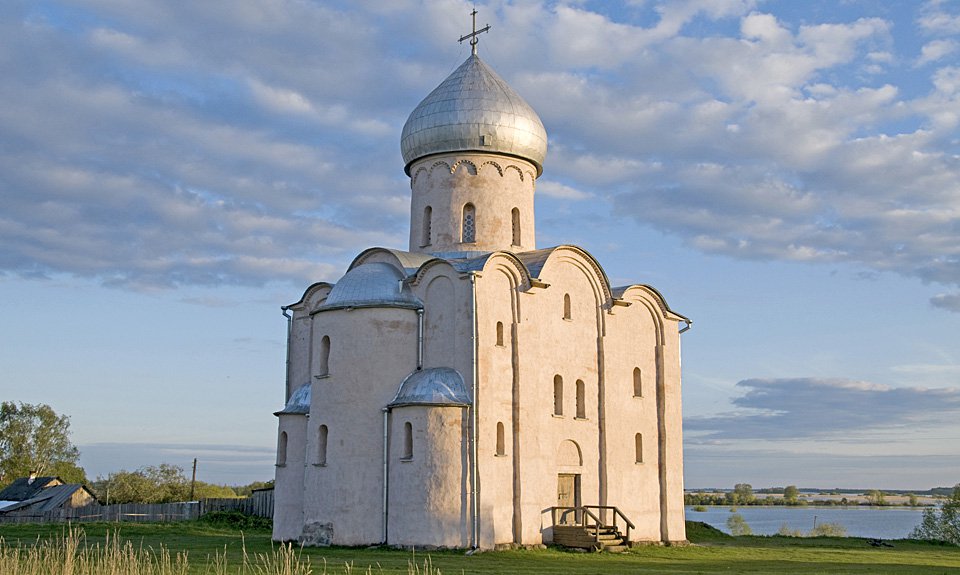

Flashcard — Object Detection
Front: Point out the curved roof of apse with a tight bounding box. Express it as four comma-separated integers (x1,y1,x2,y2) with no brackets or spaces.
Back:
388,367,471,408
318,262,423,311
274,383,311,415
400,54,548,176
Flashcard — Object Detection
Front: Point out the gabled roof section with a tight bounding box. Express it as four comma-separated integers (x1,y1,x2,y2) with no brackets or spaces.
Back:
285,281,334,311
514,245,614,302
613,284,691,325
0,476,61,501
350,247,439,276
0,484,94,514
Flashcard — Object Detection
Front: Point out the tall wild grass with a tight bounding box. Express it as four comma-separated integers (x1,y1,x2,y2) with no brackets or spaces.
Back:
0,528,442,575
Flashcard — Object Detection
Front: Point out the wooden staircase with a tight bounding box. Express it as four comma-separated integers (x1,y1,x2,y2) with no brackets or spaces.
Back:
549,506,634,553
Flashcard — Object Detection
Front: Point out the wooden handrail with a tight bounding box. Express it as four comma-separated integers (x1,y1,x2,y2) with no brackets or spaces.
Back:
550,505,635,544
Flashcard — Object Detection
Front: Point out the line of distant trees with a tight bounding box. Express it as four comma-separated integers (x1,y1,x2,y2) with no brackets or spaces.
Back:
685,484,931,507
0,401,273,504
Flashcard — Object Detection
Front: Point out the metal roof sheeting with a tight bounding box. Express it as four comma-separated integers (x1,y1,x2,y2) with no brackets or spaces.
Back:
319,262,423,311
275,383,311,415
388,367,471,408
401,54,547,175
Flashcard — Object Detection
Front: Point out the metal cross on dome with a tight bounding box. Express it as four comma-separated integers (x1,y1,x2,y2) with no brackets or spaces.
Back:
458,9,491,55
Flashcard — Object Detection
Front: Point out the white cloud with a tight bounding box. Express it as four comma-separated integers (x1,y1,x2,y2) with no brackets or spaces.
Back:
918,1,960,35
538,180,594,200
917,39,958,66
931,292,960,312
685,378,960,440
2,1,959,304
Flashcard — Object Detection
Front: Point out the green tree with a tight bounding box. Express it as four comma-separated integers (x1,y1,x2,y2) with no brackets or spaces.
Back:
908,493,919,507
866,489,887,506
733,483,755,505
0,402,83,486
95,464,189,504
94,464,240,503
783,485,799,505
911,484,960,545
233,480,274,498
726,512,752,536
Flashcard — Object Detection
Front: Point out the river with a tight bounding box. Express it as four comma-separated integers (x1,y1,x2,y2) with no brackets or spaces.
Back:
685,505,928,539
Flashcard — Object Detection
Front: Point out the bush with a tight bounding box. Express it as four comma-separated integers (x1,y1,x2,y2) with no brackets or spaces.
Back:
777,524,803,537
197,510,273,531
692,505,707,512
809,522,847,537
726,513,752,536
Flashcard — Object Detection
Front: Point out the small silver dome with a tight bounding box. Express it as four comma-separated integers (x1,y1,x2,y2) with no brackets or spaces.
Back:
388,367,471,408
400,54,548,176
320,263,422,311
275,383,311,415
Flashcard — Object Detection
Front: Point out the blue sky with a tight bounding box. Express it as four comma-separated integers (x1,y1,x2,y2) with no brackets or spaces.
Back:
1,0,959,489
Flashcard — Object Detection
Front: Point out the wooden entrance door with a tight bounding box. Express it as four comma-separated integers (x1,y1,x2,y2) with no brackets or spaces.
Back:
557,474,581,524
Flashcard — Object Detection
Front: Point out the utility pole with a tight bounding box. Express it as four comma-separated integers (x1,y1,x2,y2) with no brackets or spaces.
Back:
190,458,198,500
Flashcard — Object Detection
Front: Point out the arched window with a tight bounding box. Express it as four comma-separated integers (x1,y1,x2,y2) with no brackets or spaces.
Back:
511,207,521,246
318,335,330,376
633,367,643,397
462,203,476,243
317,425,328,465
576,380,586,419
496,422,505,456
277,431,288,466
635,433,643,463
553,375,563,416
402,421,413,460
422,206,432,246
496,321,504,347
563,294,572,320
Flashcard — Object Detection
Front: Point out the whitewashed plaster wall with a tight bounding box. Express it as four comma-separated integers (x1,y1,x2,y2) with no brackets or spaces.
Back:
407,153,537,254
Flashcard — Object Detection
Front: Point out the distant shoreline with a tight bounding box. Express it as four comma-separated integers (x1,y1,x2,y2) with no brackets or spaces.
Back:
685,490,940,507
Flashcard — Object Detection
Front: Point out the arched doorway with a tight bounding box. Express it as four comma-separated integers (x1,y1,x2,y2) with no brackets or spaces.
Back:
556,440,582,525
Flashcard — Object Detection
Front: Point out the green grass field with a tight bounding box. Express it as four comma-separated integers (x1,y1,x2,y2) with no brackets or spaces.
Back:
1,520,958,574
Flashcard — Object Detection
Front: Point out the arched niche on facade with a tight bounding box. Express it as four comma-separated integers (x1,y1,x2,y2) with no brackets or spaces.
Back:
557,439,582,468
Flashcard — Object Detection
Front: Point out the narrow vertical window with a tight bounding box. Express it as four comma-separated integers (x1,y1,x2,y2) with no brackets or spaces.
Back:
318,335,331,376
277,431,288,466
496,321,504,346
553,375,563,416
511,207,521,246
422,206,432,246
633,367,643,397
317,425,328,465
402,421,413,459
462,203,476,243
576,380,585,419
496,422,505,455
563,294,572,320
635,433,643,463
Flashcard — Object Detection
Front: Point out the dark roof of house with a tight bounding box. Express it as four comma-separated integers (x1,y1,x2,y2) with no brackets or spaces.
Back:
0,476,61,501
0,483,92,514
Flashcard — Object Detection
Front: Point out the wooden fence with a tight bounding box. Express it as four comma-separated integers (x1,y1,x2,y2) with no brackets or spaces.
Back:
0,490,274,525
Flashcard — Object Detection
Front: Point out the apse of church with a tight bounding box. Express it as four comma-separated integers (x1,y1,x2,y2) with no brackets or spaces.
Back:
272,16,690,550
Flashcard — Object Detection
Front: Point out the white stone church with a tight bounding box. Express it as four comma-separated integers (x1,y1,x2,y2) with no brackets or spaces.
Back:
273,34,690,549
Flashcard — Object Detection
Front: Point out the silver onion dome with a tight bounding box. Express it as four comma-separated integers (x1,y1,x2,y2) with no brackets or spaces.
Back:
400,54,548,176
